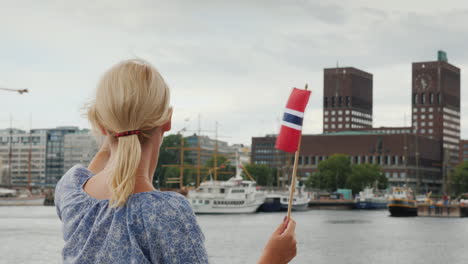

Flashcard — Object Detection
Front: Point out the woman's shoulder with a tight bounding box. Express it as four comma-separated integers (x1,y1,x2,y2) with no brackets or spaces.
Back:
136,191,192,214
56,164,92,191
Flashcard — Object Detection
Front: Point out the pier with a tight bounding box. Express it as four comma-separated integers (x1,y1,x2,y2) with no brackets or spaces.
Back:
417,204,468,217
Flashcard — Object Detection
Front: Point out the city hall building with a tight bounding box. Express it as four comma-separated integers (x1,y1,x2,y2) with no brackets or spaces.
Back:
252,51,461,194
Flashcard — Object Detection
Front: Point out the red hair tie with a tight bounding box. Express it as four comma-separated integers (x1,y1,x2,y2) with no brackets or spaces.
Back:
114,130,142,138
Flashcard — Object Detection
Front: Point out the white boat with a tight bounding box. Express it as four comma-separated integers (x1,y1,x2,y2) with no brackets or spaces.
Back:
355,188,388,209
0,188,45,206
260,185,311,212
188,156,266,214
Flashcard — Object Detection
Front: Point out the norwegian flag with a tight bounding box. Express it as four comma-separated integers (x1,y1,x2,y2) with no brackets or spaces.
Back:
275,88,311,153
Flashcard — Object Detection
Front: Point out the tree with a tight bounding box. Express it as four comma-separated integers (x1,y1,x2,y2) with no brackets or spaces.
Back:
242,164,273,186
310,154,352,191
451,161,468,196
346,163,387,194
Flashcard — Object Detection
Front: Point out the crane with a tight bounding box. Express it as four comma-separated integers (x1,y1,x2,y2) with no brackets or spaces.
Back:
0,87,28,94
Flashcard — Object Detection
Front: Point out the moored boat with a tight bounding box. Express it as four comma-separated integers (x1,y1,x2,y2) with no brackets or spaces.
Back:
388,187,417,217
355,188,388,210
0,188,45,206
188,156,265,214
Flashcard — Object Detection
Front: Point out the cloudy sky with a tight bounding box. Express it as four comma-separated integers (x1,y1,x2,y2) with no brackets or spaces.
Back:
1,0,468,145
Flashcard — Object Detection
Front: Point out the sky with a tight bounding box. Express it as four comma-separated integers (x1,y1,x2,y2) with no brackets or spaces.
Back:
1,0,468,145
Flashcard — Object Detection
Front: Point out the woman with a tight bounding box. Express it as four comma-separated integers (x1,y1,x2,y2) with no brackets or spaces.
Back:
54,59,297,264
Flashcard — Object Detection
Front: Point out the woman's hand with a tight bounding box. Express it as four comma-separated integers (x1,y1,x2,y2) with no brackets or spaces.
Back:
258,217,297,264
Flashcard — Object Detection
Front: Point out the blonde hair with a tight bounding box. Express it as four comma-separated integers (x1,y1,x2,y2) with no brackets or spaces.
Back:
87,59,171,207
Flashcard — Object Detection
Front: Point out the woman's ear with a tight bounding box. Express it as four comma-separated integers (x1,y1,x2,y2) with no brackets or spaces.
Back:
162,108,173,132
99,125,108,136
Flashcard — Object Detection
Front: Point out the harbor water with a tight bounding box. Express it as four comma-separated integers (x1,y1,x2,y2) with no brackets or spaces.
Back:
1,206,468,264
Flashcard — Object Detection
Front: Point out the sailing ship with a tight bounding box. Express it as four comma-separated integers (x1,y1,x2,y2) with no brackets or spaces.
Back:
355,187,388,210
387,187,418,216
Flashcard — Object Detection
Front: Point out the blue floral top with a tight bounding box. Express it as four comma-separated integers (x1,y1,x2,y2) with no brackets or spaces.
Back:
54,165,209,264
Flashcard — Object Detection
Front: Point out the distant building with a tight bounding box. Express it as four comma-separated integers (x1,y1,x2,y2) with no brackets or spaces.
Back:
64,130,99,172
252,52,459,194
0,128,48,187
185,134,237,166
0,126,94,188
459,140,468,163
323,67,373,133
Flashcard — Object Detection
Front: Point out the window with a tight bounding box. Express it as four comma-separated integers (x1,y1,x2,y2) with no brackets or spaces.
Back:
331,124,336,128
437,93,441,104
338,124,342,128
421,114,426,119
413,108,418,113
331,111,336,115
345,117,350,121
324,117,329,122
324,110,329,116
421,93,426,104
421,108,426,112
345,110,350,114
345,124,349,128
324,124,329,129
338,110,343,115
429,93,434,104
331,97,335,107
428,122,433,126
421,129,426,133
421,121,426,126
331,117,336,122
324,97,329,108
429,107,433,112
338,117,342,122
413,93,418,104
338,96,342,107
428,114,433,119
346,96,350,106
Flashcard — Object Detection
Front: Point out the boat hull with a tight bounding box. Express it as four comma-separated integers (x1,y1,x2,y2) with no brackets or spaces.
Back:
259,197,282,212
280,202,309,211
355,200,388,210
388,199,418,216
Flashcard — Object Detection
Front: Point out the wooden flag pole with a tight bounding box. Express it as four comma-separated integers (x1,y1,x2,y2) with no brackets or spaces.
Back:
286,84,307,219
287,136,302,219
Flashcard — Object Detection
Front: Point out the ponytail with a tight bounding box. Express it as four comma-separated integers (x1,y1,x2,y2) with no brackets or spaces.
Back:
109,134,142,208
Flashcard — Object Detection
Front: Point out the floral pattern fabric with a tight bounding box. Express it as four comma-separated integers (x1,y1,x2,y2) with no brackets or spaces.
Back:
55,165,209,264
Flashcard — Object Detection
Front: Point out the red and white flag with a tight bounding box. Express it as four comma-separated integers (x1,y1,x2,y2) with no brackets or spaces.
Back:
275,88,311,153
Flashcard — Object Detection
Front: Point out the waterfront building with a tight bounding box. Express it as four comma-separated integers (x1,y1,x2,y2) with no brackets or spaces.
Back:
251,52,460,194
41,127,80,187
0,126,94,188
0,128,48,187
63,130,99,172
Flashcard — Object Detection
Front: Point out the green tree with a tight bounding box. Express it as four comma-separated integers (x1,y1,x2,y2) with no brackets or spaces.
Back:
451,161,468,196
346,163,387,194
242,164,273,186
311,154,352,191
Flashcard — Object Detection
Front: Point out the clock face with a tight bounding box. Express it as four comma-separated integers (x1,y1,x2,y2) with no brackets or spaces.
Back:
415,73,432,91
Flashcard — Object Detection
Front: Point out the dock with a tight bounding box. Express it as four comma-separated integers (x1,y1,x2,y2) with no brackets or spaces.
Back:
417,204,468,218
